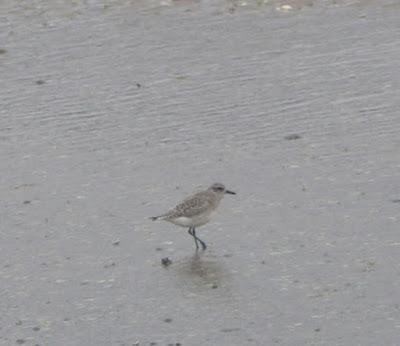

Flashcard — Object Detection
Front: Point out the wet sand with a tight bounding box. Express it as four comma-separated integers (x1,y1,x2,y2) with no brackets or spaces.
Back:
1,0,400,345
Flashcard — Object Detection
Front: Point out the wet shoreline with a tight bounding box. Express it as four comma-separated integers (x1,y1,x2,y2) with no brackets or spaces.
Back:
1,1,400,345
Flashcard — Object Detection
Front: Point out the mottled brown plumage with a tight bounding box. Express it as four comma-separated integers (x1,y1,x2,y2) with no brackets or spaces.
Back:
151,183,236,250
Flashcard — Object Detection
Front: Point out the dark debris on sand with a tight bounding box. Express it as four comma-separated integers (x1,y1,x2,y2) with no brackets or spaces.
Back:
161,257,172,267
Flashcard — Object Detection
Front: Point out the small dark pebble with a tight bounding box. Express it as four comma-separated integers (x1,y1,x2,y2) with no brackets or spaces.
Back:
284,134,302,140
164,318,173,323
136,83,141,88
155,247,163,251
221,327,241,333
23,200,31,205
314,328,321,332
161,257,172,267
104,262,116,268
64,317,70,321
150,343,157,346
0,48,6,54
35,80,45,85
16,340,25,345
261,260,266,264
16,320,22,326
33,326,40,331
112,240,120,246
176,343,181,346
211,283,218,289
391,199,400,203
223,253,233,258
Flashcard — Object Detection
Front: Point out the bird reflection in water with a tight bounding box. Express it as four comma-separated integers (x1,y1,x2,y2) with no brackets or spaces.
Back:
174,251,229,291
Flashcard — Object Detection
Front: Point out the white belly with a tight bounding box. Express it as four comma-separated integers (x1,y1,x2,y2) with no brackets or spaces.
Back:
169,213,211,228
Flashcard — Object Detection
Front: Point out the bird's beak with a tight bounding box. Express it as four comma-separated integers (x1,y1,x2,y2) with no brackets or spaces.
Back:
225,190,236,195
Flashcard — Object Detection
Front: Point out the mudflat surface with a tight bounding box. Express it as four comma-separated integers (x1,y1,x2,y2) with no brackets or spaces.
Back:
1,0,400,345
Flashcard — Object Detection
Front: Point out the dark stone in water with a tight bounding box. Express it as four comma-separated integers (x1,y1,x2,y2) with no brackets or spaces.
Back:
284,134,302,140
161,257,172,267
221,327,241,333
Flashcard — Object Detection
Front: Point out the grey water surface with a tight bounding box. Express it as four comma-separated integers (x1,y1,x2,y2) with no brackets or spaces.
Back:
1,0,400,345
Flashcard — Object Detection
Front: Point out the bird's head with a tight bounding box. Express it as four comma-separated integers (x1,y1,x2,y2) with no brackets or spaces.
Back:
209,183,236,195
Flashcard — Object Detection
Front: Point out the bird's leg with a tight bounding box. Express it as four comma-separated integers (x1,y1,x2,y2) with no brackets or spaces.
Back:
188,227,199,250
192,228,207,251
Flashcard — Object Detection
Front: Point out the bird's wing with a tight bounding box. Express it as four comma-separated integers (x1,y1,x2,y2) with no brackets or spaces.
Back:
167,192,211,219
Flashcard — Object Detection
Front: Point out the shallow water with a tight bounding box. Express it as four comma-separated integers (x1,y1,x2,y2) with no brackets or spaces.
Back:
1,0,400,345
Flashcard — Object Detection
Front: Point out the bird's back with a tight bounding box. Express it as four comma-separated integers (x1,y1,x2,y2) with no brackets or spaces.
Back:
165,190,220,220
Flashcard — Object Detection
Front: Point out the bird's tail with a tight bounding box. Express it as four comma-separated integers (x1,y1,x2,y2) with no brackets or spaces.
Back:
150,214,168,221
150,212,171,221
